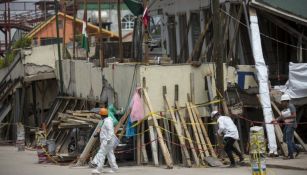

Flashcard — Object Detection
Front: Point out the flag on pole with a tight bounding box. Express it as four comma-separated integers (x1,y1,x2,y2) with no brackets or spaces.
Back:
81,12,89,52
142,6,149,29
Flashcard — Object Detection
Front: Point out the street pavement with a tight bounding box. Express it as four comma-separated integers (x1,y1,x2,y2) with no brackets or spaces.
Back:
0,146,306,175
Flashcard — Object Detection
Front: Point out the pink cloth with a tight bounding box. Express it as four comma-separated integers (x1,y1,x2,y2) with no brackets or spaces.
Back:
130,90,144,122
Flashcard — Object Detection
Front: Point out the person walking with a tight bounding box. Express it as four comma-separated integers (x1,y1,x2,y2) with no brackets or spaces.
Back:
91,108,119,174
211,111,244,167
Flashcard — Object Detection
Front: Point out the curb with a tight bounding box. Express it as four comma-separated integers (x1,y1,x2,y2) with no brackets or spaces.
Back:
266,164,307,171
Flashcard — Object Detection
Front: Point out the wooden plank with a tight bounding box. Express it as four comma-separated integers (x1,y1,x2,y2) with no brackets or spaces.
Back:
294,132,307,152
191,104,217,157
143,89,173,168
148,121,159,166
162,86,173,160
189,103,210,157
141,121,149,164
72,112,95,117
137,124,142,165
76,124,100,166
190,73,195,104
114,108,130,134
271,101,289,156
176,101,200,166
186,102,206,163
227,3,243,60
190,17,212,62
70,116,100,123
164,95,192,167
0,104,11,123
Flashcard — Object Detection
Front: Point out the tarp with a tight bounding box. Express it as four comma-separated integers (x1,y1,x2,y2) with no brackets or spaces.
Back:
250,14,277,154
124,0,144,16
279,62,307,99
130,89,145,122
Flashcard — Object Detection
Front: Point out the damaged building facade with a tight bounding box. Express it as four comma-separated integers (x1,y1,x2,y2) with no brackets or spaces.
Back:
0,0,307,169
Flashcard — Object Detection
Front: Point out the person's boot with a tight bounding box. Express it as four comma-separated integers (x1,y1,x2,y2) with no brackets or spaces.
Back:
89,161,97,168
239,156,244,163
92,169,102,174
283,155,294,160
295,149,301,158
227,164,237,168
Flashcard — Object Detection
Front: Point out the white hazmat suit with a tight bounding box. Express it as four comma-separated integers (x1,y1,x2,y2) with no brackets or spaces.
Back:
92,117,118,173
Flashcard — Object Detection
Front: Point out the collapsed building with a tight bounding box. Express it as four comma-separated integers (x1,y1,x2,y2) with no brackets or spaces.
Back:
0,0,307,168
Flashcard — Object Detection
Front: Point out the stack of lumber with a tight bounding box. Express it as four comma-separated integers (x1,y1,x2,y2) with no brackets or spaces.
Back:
52,111,100,129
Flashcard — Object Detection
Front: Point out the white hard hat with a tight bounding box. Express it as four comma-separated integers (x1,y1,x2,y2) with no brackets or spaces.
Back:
211,110,219,118
281,94,291,101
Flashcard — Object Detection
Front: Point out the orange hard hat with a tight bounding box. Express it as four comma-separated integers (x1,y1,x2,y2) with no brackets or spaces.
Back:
99,108,108,116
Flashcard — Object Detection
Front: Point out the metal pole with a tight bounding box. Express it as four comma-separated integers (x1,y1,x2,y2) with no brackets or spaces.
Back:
143,0,149,63
98,0,104,68
8,1,11,50
4,1,7,51
54,0,64,95
84,0,89,59
62,1,67,59
73,0,76,59
117,0,123,61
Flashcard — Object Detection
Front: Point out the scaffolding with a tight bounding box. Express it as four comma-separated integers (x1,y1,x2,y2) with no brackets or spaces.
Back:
0,0,55,56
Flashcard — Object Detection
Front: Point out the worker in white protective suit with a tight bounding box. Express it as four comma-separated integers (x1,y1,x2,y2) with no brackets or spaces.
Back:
211,111,244,168
91,108,119,174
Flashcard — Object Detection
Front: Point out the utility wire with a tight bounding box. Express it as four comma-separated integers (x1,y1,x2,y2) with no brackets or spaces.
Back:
220,8,307,51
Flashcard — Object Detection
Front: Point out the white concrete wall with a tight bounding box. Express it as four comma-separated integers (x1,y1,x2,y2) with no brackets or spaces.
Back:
57,60,104,100
139,64,214,111
56,61,242,116
103,64,140,108
23,44,61,69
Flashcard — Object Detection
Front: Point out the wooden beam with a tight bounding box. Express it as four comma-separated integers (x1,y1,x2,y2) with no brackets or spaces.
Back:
227,3,243,60
262,13,307,41
191,103,217,158
141,121,149,164
270,101,289,156
164,94,192,167
189,102,210,157
114,108,130,134
189,17,212,62
76,124,100,166
175,101,200,166
186,102,206,163
143,89,173,168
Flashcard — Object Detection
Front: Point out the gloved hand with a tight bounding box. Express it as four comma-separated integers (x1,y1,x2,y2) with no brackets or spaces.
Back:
93,132,99,138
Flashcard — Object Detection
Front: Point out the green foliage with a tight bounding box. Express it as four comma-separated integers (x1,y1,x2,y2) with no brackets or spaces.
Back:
0,37,32,68
12,37,32,49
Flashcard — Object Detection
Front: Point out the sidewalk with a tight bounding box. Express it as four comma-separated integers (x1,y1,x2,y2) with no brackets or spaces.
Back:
266,153,307,170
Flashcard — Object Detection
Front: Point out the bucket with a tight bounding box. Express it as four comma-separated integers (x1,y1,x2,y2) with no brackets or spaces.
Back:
47,139,56,156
